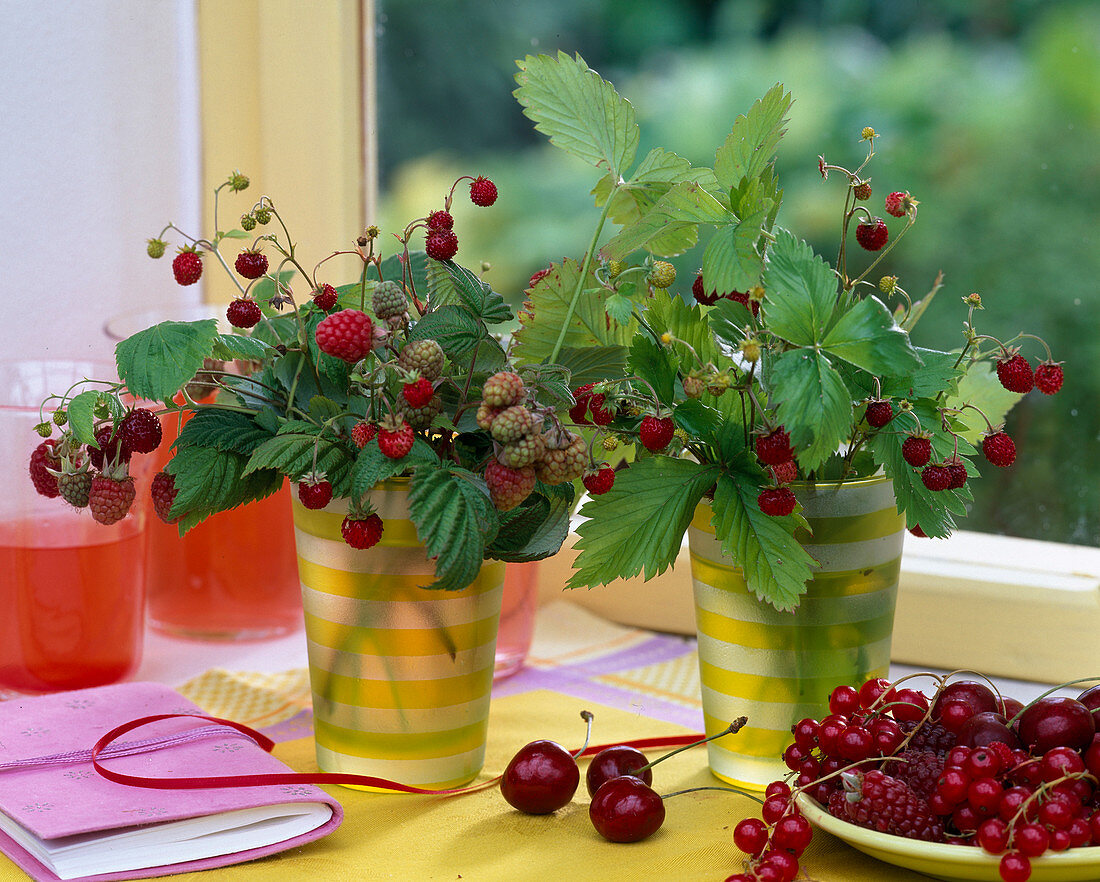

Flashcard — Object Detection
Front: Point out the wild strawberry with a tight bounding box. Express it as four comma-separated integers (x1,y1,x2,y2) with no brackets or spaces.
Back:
758,487,797,516
482,371,525,408
902,435,932,468
770,459,799,484
146,237,167,258
755,427,793,465
378,419,415,459
315,309,374,363
57,470,93,509
528,267,552,288
945,457,968,490
1034,361,1064,395
234,249,268,280
253,206,272,225
982,431,1016,468
88,475,136,525
535,432,587,485
297,477,333,510
425,229,459,261
485,460,535,511
427,209,453,231
240,213,257,231
865,399,894,428
569,382,601,425
119,407,162,455
909,524,928,538
490,405,540,443
227,298,262,329
87,425,130,470
499,433,546,469
582,466,616,496
28,440,61,498
727,289,760,317
469,175,498,207
371,280,407,319
402,377,434,409
648,261,676,289
351,421,377,448
885,190,915,218
996,353,1034,394
172,247,203,285
853,180,872,201
398,339,445,381
638,415,675,452
682,375,705,399
313,283,338,311
855,217,889,251
341,513,384,549
921,464,952,491
692,272,720,305
151,471,179,523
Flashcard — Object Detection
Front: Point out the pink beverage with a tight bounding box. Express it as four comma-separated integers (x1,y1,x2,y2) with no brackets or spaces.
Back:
494,561,539,680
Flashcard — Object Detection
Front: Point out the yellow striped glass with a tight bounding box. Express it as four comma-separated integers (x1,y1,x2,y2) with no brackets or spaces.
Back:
688,476,905,790
292,478,504,789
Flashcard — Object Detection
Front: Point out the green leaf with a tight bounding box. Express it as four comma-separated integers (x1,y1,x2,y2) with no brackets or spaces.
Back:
115,319,219,402
436,260,513,324
768,349,852,472
218,229,250,240
763,230,839,347
165,444,283,529
308,395,342,423
211,333,272,363
708,297,757,348
514,51,638,178
644,294,719,369
174,408,274,455
714,84,792,191
879,348,963,400
243,425,354,486
602,182,731,261
673,399,724,444
350,438,438,500
948,362,1023,444
604,292,635,327
516,363,574,407
628,336,677,406
407,305,485,359
66,390,102,446
487,482,575,562
709,465,817,612
552,345,628,389
701,209,767,295
821,295,923,376
408,466,499,591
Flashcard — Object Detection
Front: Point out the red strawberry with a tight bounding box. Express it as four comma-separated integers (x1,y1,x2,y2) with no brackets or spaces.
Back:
469,175,498,207
995,353,1034,394
755,427,793,465
88,475,136,525
853,180,872,200
297,478,333,510
313,283,338,311
402,377,434,409
341,513,384,549
864,399,894,428
638,415,674,452
378,420,415,459
855,217,889,251
908,524,928,538
227,298,263,329
315,309,374,363
944,457,968,489
28,440,61,498
885,191,914,218
902,435,932,468
1034,361,1063,395
172,247,203,285
582,466,616,496
769,459,799,484
119,408,163,455
727,289,761,318
692,272,719,305
425,229,459,261
427,209,454,231
234,249,268,280
920,464,952,491
982,431,1016,468
150,471,179,524
569,382,599,425
351,421,377,449
758,486,797,516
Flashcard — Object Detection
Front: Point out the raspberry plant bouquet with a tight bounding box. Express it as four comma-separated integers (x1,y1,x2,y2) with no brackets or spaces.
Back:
29,173,585,591
510,53,1063,610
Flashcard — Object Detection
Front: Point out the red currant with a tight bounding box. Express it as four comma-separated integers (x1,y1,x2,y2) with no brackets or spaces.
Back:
829,684,861,716
733,817,768,856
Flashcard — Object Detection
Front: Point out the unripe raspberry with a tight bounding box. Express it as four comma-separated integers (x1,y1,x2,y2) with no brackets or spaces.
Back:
398,339,445,381
146,238,167,259
397,394,442,430
499,433,546,469
58,470,93,509
535,432,587,485
476,402,501,431
482,371,524,408
371,280,407,319
253,205,272,225
240,213,257,231
52,409,68,427
490,405,540,443
485,460,535,511
227,170,250,192
648,260,676,289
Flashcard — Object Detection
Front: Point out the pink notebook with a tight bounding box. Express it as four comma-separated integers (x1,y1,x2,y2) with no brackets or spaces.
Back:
0,682,341,882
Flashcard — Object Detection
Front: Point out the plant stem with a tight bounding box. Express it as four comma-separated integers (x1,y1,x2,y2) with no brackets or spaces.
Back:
549,195,615,363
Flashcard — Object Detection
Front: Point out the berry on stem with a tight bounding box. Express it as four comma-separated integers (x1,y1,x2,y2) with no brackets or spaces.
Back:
297,477,333,510
996,353,1034,394
1034,361,1064,395
227,298,263,329
425,229,459,261
29,440,61,498
582,466,616,496
638,415,674,452
758,487,797,517
755,427,793,465
469,175,498,207
500,740,579,814
150,471,179,523
341,513,383,549
315,309,374,363
981,431,1016,468
313,283,338,311
119,407,163,455
234,249,268,280
88,475,136,526
855,217,889,251
172,247,203,285
377,419,415,460
902,435,932,468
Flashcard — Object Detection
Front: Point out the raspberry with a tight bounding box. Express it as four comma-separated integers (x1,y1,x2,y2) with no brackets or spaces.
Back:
638,415,674,452
982,431,1016,468
840,770,944,842
883,749,945,801
341,513,383,549
770,460,798,484
648,261,676,289
855,217,889,251
88,475,136,526
755,427,793,465
402,377,434,409
535,432,587,485
398,339,445,381
865,399,894,428
172,247,203,285
378,420,415,459
57,471,92,509
582,466,616,496
397,394,442,430
902,435,932,468
87,425,130,470
885,190,915,218
234,249,268,280
900,719,957,755
351,421,377,448
425,229,459,261
482,371,524,408
490,405,540,443
297,478,333,510
1034,361,1064,395
853,180,872,200
371,280,407,319
427,209,453,231
146,238,167,259
996,353,1034,393
921,463,952,491
240,213,257,231
315,309,374,363
528,267,552,288
29,440,61,498
313,283,338,311
469,175,498,207
485,460,535,511
945,456,968,489
499,433,546,469
150,471,179,523
758,487,797,516
227,298,262,329
119,407,162,455
691,272,720,305
476,402,501,431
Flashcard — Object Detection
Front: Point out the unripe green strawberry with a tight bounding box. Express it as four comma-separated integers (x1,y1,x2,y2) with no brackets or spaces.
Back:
683,375,705,399
490,406,540,443
398,339,445,381
227,170,250,192
371,280,408,319
146,238,167,259
240,213,257,231
58,471,93,509
499,433,546,469
648,261,676,289
253,205,272,225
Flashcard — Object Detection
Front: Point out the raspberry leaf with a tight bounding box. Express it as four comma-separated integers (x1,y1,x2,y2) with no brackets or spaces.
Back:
487,480,575,563
767,349,853,472
165,444,283,532
714,83,793,193
602,182,731,262
701,207,767,295
66,390,106,446
115,319,219,403
174,408,274,455
407,304,487,360
350,438,438,501
211,333,272,363
243,421,355,496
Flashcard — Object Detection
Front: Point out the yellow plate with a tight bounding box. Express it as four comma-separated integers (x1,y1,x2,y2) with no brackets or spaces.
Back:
796,794,1100,882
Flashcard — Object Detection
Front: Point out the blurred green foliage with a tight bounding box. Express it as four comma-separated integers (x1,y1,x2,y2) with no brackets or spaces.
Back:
376,0,1099,546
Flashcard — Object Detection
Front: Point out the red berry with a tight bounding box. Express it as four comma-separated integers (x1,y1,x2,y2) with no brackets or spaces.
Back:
1034,361,1063,395
297,479,333,510
582,466,616,496
755,427,793,465
87,425,131,470
884,190,912,218
485,460,536,511
996,353,1034,394
859,678,891,710
341,513,383,549
234,249,268,279
88,475,137,526
769,459,799,484
902,435,932,467
855,217,889,251
998,852,1030,882
982,432,1016,468
315,309,374,363
692,272,719,305
977,817,1010,854
758,486,797,516
501,740,579,814
830,685,862,716
313,283,338,311
1015,822,1050,857
469,175,498,207
377,421,415,459
638,415,674,452
853,180,872,200
351,421,377,448
425,229,459,261
945,457,968,490
568,382,614,425
733,818,768,856
921,463,952,491
171,248,203,285
119,407,162,455
28,440,61,498
865,399,894,428
771,813,813,855
727,289,761,317
227,298,262,329
150,471,179,524
402,377,434,409
426,209,453,231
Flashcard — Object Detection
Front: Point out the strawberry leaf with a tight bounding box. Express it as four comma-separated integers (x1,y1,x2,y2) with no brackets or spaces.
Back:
714,83,793,192
115,319,219,403
764,230,839,346
701,208,767,295
628,336,677,407
768,349,852,472
551,344,628,389
821,295,923,377
602,182,731,261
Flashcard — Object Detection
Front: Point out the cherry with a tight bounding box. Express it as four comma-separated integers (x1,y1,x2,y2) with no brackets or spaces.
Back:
1078,684,1100,729
500,739,580,814
956,711,1022,749
1018,696,1096,752
932,679,998,718
1085,733,1100,778
999,696,1025,720
585,744,652,796
589,775,665,842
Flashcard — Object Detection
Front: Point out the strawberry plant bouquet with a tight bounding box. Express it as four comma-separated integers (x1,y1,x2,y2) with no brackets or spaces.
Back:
29,172,584,591
510,52,1063,610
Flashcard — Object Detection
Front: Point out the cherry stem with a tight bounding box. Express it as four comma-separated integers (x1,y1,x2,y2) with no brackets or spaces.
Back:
571,710,594,760
633,716,747,774
1006,675,1100,727
660,785,763,804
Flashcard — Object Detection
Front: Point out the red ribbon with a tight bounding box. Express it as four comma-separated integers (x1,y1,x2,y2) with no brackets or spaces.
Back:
91,713,705,796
